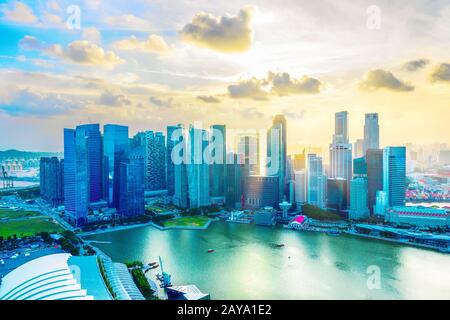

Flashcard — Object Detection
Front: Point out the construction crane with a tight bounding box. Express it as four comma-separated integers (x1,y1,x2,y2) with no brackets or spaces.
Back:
1,166,14,189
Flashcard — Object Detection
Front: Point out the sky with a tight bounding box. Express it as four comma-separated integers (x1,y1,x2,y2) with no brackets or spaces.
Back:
0,0,449,153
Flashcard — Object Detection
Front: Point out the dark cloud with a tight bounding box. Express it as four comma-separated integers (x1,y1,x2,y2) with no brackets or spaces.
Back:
149,96,174,108
228,71,323,100
99,91,131,107
429,63,450,83
197,95,221,103
403,59,430,72
180,6,254,53
359,69,414,92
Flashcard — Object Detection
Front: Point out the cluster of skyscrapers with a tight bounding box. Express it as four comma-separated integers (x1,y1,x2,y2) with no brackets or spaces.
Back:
39,110,406,226
292,111,406,220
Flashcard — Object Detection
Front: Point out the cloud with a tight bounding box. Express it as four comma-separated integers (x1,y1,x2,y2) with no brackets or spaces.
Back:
228,78,269,100
82,27,102,44
180,6,254,53
429,63,450,83
47,1,62,12
149,96,174,108
240,107,264,119
19,36,123,67
197,95,221,103
99,91,131,107
113,34,170,54
42,11,63,26
228,71,323,100
403,59,430,72
268,72,322,95
104,14,151,30
0,87,80,117
1,1,37,24
359,69,414,92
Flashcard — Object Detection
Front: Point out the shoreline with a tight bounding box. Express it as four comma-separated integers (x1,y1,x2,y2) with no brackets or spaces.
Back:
79,218,216,237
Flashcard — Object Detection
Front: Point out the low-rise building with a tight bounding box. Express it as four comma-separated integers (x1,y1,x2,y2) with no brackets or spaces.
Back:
385,206,450,228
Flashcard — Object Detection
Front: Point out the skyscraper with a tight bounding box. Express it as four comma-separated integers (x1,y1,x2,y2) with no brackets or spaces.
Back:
145,131,166,191
329,111,352,207
349,177,369,220
294,169,307,205
166,126,177,196
187,125,210,208
210,124,226,198
327,178,348,214
64,124,102,226
366,149,383,214
334,111,349,143
307,154,326,209
267,114,287,201
292,151,306,171
364,113,380,154
225,153,248,209
173,125,189,208
103,124,129,204
383,146,406,207
40,157,64,206
237,134,260,175
117,152,145,217
354,139,364,158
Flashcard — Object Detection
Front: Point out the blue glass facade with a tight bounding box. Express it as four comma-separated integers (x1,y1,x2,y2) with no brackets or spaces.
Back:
383,146,406,207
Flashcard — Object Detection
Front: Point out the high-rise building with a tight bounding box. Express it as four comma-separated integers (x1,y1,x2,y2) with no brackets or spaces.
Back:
166,126,177,196
187,126,210,208
225,153,248,209
292,151,306,171
210,125,226,198
40,157,64,206
103,124,129,205
354,139,364,158
145,131,166,191
364,113,380,154
307,154,326,209
267,114,287,201
349,177,369,220
334,111,349,143
237,134,260,175
383,146,406,207
173,125,189,208
374,190,388,216
294,169,307,205
327,178,348,214
329,111,352,207
366,149,383,214
64,124,102,226
245,175,279,209
353,157,367,176
117,153,145,217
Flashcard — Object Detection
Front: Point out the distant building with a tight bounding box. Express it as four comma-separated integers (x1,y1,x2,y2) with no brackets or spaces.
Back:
225,153,248,209
104,124,129,204
364,113,380,154
64,124,102,226
354,139,364,158
40,157,64,206
383,147,406,207
374,190,388,216
294,169,307,205
173,125,189,208
245,175,279,209
253,207,276,226
292,152,306,171
327,178,348,214
166,126,178,196
439,150,450,166
117,154,145,217
145,131,166,191
267,115,287,201
353,157,367,176
187,126,210,208
385,206,450,228
210,125,226,197
307,154,326,209
366,149,383,215
237,134,260,175
349,177,369,220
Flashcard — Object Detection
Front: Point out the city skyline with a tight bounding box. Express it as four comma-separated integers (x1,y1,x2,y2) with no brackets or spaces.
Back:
0,0,449,152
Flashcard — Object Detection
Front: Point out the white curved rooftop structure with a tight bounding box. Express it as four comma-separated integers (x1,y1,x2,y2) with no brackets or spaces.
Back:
0,253,111,300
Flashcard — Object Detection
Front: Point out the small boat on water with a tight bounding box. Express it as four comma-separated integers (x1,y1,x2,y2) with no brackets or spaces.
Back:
207,249,215,253
275,244,285,248
148,261,158,266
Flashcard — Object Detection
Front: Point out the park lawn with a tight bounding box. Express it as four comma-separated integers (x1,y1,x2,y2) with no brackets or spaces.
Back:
163,216,210,228
0,217,64,238
0,209,41,219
